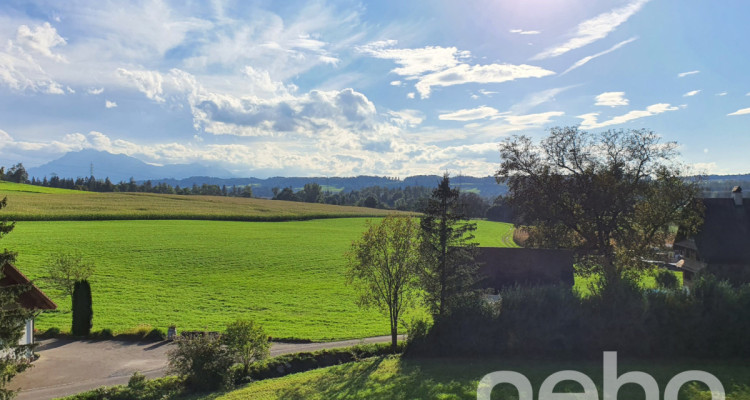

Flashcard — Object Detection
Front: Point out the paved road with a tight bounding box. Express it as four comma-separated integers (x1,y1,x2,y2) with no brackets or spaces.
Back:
10,335,401,400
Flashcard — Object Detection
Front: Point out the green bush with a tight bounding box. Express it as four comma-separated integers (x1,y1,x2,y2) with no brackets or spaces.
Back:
407,277,750,358
222,320,269,377
59,375,185,400
167,333,234,392
654,268,680,289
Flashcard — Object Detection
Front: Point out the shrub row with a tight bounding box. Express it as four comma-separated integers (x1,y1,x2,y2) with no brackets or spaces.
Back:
60,342,401,399
60,374,185,400
38,325,167,342
407,276,750,358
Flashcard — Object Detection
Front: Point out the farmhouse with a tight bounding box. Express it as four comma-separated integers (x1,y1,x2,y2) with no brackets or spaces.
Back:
673,186,750,284
475,247,575,290
0,262,57,348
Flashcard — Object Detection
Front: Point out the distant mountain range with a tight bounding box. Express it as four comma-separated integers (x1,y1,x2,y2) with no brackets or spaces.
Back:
28,149,233,182
25,150,750,199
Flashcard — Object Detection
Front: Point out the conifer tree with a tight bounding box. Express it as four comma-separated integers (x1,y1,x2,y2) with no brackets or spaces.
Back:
419,174,479,319
71,280,93,336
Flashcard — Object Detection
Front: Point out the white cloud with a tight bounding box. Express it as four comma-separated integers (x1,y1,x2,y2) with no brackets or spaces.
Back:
390,80,402,86
510,29,541,35
716,92,727,96
683,90,700,97
439,106,499,121
415,63,554,99
561,37,637,75
116,68,165,102
388,110,424,127
479,89,498,96
357,41,468,76
88,87,104,95
501,111,564,126
578,103,679,129
0,23,68,94
532,0,649,60
15,22,67,62
595,92,629,107
406,92,415,99
359,41,554,98
728,107,750,116
678,70,700,78
105,100,117,108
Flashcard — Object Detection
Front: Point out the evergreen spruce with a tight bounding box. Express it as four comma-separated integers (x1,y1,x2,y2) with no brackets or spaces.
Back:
419,174,479,319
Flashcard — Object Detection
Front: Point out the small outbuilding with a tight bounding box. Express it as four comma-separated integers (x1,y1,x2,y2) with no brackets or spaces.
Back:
475,247,575,291
0,262,57,347
673,186,750,285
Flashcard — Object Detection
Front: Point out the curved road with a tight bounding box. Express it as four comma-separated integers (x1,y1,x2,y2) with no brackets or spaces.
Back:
11,335,402,400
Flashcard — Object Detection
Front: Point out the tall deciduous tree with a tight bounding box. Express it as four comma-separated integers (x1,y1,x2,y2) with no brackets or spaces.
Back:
0,197,36,399
347,215,421,351
496,127,703,283
419,174,478,320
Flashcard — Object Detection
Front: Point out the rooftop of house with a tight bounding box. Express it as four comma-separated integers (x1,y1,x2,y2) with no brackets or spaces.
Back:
0,262,57,310
475,247,575,289
675,191,750,264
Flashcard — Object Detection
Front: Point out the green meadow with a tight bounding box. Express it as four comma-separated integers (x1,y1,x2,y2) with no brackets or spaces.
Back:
0,182,400,221
5,218,513,341
205,355,750,400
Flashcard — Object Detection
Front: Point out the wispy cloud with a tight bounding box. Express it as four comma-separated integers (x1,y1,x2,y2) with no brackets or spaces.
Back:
88,88,104,95
683,90,701,97
677,70,700,78
595,92,629,107
532,0,649,60
359,41,554,98
439,106,500,121
716,92,727,96
578,103,678,129
510,86,573,114
105,100,117,108
414,63,554,98
510,29,541,35
388,109,424,127
728,107,750,116
561,37,637,75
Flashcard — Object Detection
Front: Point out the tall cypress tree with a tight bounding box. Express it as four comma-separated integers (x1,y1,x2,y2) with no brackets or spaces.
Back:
71,280,92,336
419,174,478,320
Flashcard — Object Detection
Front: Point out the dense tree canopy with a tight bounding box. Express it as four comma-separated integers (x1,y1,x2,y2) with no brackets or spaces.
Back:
496,127,703,281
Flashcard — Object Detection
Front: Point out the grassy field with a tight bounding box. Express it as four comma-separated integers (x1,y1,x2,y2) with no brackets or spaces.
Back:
0,182,402,221
205,355,750,399
5,218,512,340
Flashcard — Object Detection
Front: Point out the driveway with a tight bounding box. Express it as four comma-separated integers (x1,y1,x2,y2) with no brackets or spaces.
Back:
10,335,400,400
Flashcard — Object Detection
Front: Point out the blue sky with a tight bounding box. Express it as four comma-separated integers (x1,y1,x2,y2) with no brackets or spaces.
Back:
0,0,748,177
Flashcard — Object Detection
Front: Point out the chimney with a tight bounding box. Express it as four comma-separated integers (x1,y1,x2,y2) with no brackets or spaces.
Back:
733,186,743,206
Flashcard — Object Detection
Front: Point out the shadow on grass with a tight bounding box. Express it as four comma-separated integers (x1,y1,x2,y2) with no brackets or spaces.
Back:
271,356,475,400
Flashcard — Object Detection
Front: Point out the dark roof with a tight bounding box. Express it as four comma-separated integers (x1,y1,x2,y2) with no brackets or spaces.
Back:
476,247,575,290
687,198,750,264
0,263,57,310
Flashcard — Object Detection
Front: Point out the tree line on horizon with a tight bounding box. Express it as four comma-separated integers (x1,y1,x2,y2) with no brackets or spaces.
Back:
1,163,515,217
